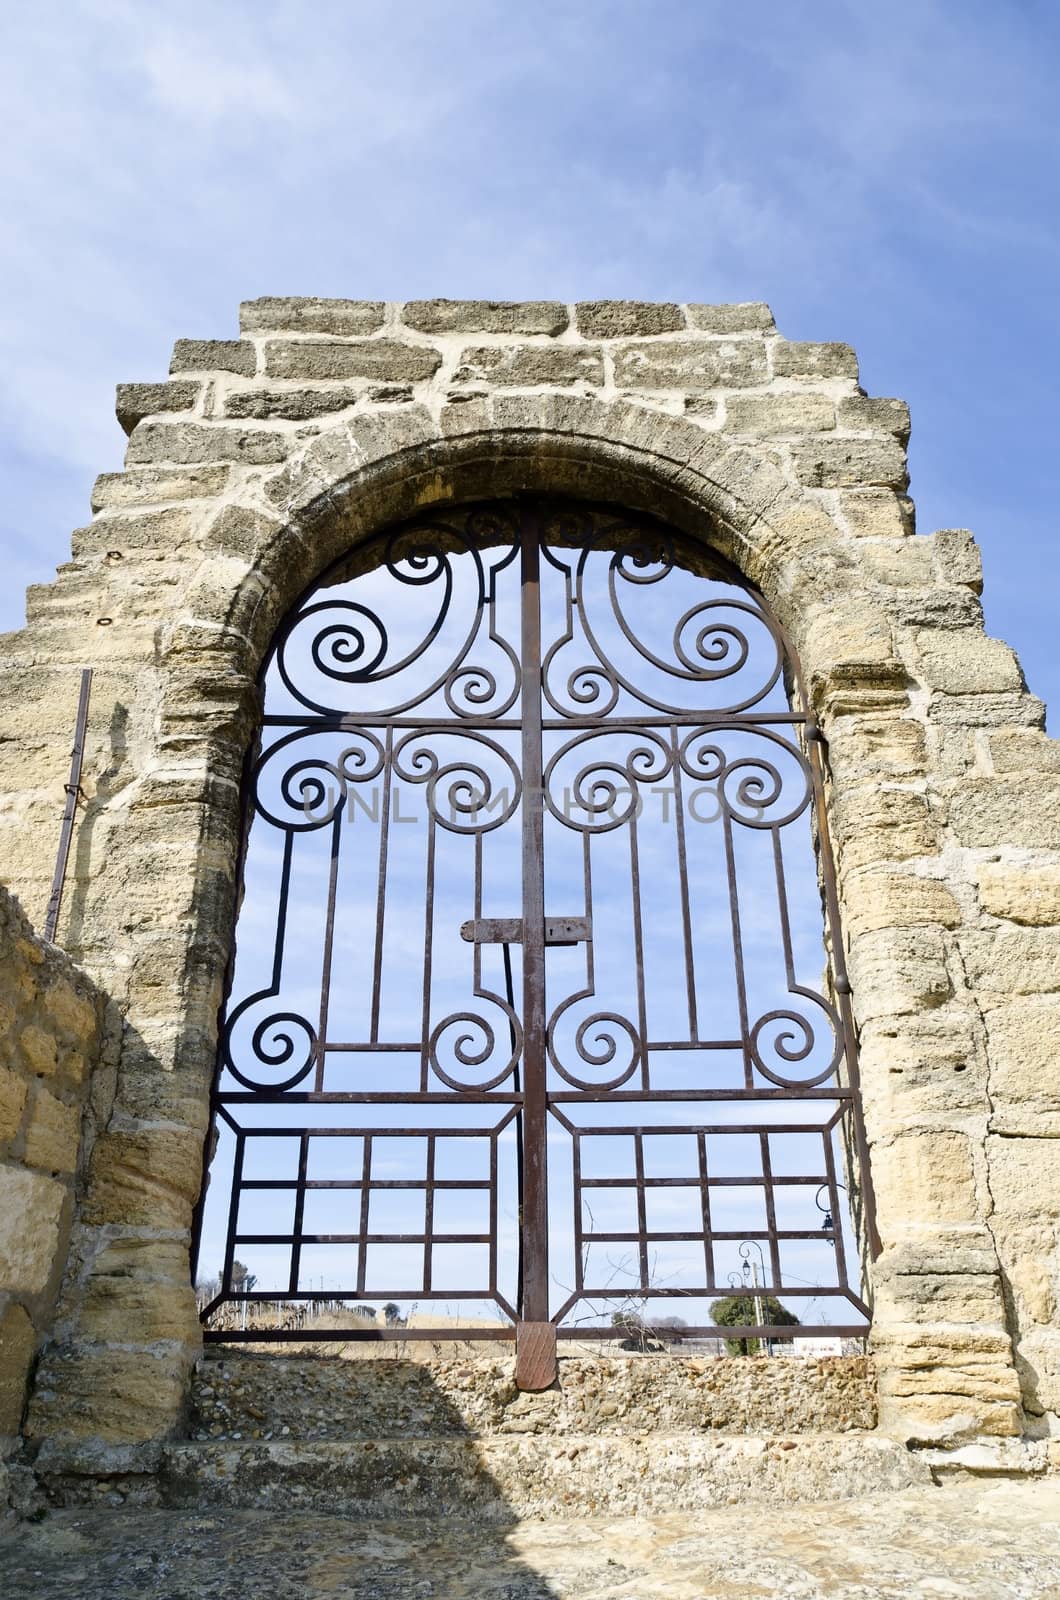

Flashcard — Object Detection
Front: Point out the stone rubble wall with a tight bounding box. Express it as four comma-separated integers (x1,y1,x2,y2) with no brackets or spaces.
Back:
190,1353,878,1439
0,887,111,1456
0,298,1055,1465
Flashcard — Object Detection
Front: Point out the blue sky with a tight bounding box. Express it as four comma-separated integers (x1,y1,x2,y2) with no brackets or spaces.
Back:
4,1,1060,723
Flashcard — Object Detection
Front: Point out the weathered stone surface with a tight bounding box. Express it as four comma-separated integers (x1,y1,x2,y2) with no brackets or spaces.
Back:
838,487,913,539
843,871,961,937
837,396,911,439
978,862,1060,925
614,338,767,389
985,995,1060,1135
0,1302,34,1436
453,345,603,387
240,298,385,336
0,1067,27,1141
90,463,231,510
988,727,1060,773
915,631,1023,694
8,1481,1060,1598
986,1134,1060,1219
724,392,834,434
831,786,938,870
848,927,951,1020
933,527,983,592
264,338,441,382
0,1166,65,1294
126,422,288,466
793,436,908,489
171,339,255,377
686,302,775,333
959,926,1060,996
574,301,683,338
404,300,567,335
223,386,362,421
23,1086,81,1174
115,381,199,435
189,1354,877,1441
80,1126,203,1228
773,340,858,379
26,1344,191,1445
871,1132,979,1236
949,777,1060,848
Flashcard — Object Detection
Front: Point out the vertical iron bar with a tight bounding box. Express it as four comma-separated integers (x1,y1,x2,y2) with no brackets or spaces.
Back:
805,729,882,1260
45,668,92,944
369,727,393,1043
518,507,550,1330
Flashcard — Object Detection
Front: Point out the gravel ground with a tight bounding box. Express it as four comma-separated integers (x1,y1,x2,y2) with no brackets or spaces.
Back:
0,1477,1058,1598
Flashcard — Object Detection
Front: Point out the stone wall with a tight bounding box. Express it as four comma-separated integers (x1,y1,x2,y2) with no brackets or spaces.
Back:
0,299,1055,1467
0,888,109,1455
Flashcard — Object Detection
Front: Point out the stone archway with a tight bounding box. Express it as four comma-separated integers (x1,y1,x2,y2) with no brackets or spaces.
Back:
2,303,1052,1477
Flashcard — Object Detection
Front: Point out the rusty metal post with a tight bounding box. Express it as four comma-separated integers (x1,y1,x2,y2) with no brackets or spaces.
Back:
44,668,92,944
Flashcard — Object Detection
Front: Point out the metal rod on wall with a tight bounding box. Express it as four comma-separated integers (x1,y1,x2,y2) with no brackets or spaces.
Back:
44,667,92,944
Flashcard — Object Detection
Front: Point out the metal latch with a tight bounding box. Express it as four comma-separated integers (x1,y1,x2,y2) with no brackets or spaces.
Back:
460,916,591,946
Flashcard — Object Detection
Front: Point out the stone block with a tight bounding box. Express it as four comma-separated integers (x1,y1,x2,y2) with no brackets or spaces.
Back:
833,786,938,872
932,528,983,593
0,1067,27,1142
828,716,927,780
985,996,1060,1135
792,437,908,490
914,632,1023,695
80,1270,200,1345
115,381,199,435
724,393,834,434
978,862,1060,925
0,1302,35,1436
0,1165,65,1294
240,298,385,336
940,696,1047,734
264,338,441,383
19,1023,58,1076
856,540,935,587
949,777,1060,849
836,396,911,440
838,488,913,539
686,302,775,333
126,423,288,466
81,1127,203,1228
223,386,362,421
403,300,567,335
71,505,200,561
170,339,256,377
986,1134,1060,1219
842,871,961,937
615,338,767,391
871,1131,980,1237
848,927,952,1020
574,300,684,337
772,341,858,380
959,926,1060,996
91,464,231,511
858,1011,986,1122
453,345,603,387
987,729,1060,774
23,1086,81,1174
26,1344,191,1445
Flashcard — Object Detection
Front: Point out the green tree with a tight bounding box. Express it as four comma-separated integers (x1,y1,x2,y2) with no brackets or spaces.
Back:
709,1295,800,1355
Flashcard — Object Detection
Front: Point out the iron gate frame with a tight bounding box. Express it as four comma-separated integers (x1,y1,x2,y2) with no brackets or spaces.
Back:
192,497,879,1386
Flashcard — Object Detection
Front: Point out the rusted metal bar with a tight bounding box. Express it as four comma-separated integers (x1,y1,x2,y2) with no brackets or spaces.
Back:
44,668,92,944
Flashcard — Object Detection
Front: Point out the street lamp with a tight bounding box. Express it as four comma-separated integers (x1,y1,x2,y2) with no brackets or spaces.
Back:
728,1239,771,1356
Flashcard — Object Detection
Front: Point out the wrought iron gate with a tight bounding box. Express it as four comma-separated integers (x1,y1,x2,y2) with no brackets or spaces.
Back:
194,499,877,1387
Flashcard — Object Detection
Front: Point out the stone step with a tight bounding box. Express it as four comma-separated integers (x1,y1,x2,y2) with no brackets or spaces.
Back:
160,1432,926,1519
191,1351,877,1440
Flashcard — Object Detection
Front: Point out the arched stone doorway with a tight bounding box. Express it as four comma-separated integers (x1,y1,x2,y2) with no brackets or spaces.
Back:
1,303,1045,1473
